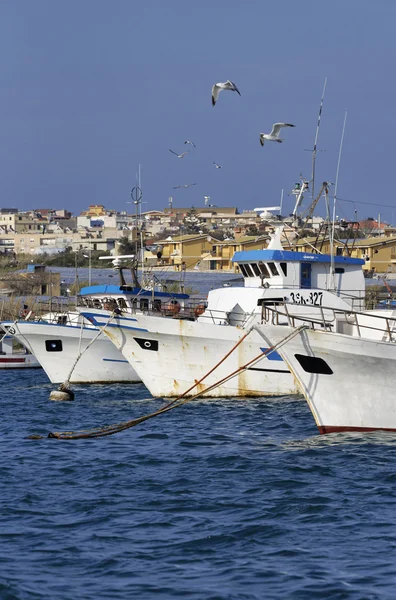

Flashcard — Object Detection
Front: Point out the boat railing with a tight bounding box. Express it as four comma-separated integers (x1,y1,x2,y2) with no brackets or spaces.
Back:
260,301,396,342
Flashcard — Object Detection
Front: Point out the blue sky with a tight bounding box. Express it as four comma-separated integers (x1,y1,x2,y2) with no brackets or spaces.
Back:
1,0,395,223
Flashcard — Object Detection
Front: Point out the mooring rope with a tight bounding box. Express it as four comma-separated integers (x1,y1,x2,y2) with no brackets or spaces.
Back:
0,319,19,345
58,312,116,391
29,325,307,440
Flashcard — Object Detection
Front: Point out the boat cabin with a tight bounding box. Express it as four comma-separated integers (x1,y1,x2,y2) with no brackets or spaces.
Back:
232,248,365,301
77,284,191,316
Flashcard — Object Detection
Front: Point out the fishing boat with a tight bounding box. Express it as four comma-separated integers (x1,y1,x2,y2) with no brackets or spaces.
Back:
79,229,369,397
255,302,396,433
3,257,191,384
0,327,41,369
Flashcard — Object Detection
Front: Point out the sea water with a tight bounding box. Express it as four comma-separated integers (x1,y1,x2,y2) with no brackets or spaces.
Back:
2,370,396,599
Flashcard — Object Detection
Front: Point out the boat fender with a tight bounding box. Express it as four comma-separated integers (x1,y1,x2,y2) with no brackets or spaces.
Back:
164,300,181,314
194,304,206,318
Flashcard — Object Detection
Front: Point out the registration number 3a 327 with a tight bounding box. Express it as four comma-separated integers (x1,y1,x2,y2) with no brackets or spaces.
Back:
289,292,323,306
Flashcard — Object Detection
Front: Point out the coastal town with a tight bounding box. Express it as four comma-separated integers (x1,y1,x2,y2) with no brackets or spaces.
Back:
1,188,396,280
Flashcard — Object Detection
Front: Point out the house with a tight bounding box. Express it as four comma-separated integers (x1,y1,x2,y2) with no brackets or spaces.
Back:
200,236,270,271
144,234,217,270
348,236,396,273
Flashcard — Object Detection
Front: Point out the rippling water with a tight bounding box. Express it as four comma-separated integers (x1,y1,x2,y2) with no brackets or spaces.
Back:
2,370,396,599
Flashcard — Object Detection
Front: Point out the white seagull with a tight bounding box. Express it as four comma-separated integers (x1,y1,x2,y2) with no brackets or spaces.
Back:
213,162,224,169
169,149,189,158
259,123,295,146
173,183,197,189
184,140,196,148
212,80,241,106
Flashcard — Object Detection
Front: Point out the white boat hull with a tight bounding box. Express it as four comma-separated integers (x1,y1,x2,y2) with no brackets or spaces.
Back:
82,310,299,397
7,321,140,384
258,324,396,433
0,353,41,369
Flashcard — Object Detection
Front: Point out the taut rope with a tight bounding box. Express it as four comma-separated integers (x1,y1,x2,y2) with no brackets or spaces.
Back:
28,325,307,440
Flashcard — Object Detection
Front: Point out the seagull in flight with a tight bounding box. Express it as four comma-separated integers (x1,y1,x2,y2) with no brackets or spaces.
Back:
169,149,189,158
213,162,224,169
259,123,295,146
212,80,241,106
184,140,196,148
173,183,197,189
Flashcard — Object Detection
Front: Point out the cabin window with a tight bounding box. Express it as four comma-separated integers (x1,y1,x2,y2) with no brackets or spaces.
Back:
239,264,249,277
267,262,278,276
335,268,345,274
139,298,149,311
152,299,162,312
57,316,67,325
258,262,270,277
93,298,102,309
131,298,138,309
243,264,255,277
336,247,343,256
117,297,127,309
280,262,287,276
257,297,285,306
251,263,261,277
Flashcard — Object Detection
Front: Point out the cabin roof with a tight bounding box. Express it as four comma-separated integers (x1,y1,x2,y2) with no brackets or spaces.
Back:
232,249,365,265
79,284,189,298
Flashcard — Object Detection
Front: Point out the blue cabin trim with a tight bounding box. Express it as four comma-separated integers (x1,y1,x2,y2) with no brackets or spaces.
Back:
79,285,189,299
232,249,364,266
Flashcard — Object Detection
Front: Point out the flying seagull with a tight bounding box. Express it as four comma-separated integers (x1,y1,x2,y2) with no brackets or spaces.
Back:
259,123,295,146
184,140,196,148
169,149,189,158
173,183,197,189
212,80,241,106
213,162,224,169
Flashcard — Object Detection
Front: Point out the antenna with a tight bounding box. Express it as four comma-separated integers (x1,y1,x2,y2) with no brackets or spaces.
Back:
168,196,173,209
311,77,327,201
279,189,284,216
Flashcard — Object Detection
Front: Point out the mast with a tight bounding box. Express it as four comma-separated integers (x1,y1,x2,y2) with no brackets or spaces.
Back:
130,167,143,289
311,78,327,201
330,111,347,287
